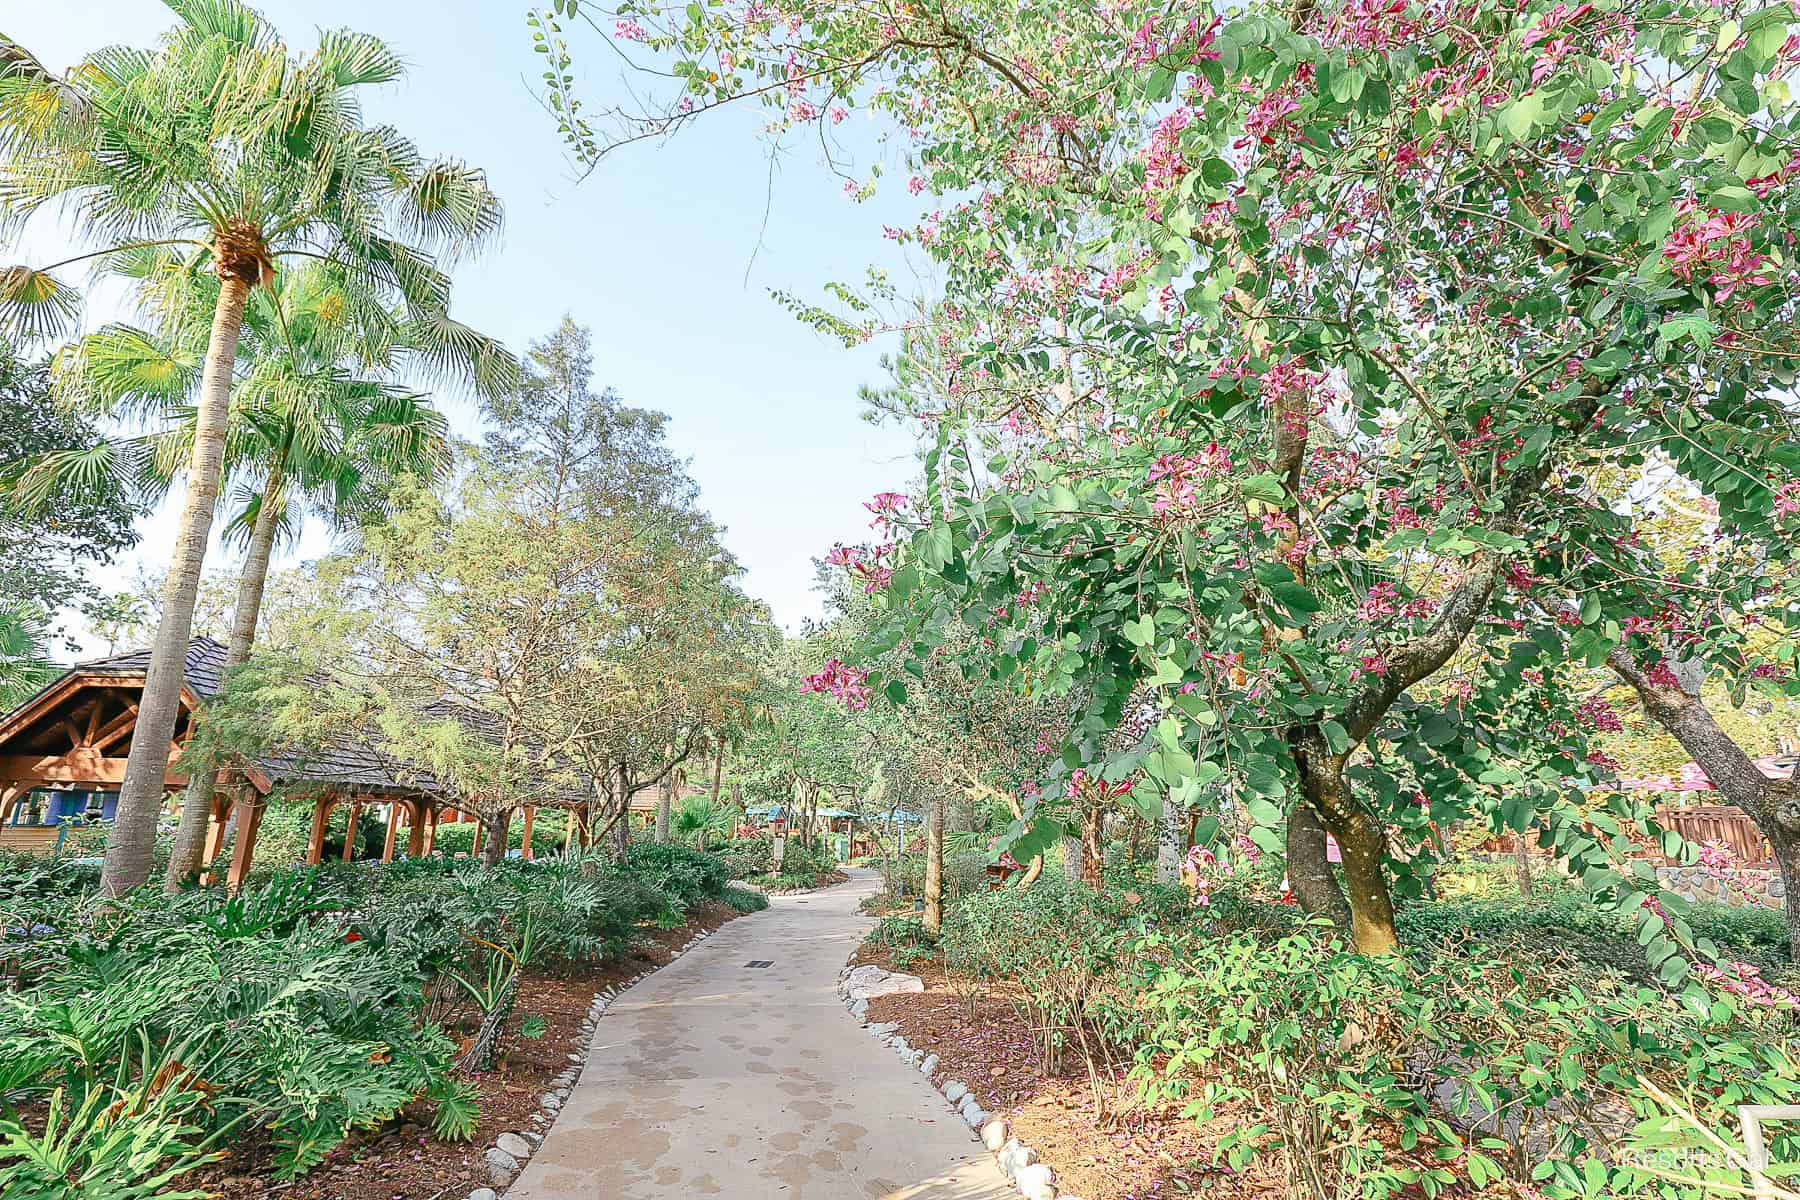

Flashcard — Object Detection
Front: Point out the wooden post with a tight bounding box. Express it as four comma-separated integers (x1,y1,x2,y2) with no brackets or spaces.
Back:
471,817,484,857
306,795,331,866
382,800,400,862
521,805,535,860
225,794,263,892
425,804,438,854
0,784,23,825
342,799,362,862
407,800,427,857
197,791,234,887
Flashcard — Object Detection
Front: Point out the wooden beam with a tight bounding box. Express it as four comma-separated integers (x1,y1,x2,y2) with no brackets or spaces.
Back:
81,699,102,745
0,750,190,786
200,791,232,875
406,801,426,858
521,805,535,860
306,794,332,866
382,801,400,863
91,704,140,753
0,783,24,825
341,800,362,862
224,794,263,892
423,804,438,854
471,818,484,857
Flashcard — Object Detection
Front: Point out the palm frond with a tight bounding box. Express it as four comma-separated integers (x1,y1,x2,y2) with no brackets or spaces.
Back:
397,161,503,260
0,265,80,343
314,30,404,88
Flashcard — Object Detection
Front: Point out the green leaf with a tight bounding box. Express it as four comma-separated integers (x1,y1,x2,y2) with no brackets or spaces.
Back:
1124,614,1156,647
918,525,953,571
1239,474,1286,503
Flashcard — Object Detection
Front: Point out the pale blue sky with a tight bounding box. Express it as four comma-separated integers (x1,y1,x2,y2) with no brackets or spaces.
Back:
12,0,929,648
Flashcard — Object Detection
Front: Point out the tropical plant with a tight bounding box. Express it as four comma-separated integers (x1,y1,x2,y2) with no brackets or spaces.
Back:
670,795,735,850
0,1,503,894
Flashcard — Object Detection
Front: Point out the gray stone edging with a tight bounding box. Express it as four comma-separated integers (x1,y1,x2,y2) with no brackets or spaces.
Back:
836,959,1078,1200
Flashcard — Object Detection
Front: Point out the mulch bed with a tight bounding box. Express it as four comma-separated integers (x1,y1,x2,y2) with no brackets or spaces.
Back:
848,946,1324,1200
198,901,746,1200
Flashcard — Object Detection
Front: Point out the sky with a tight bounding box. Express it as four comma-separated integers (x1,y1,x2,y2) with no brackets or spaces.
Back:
11,0,933,654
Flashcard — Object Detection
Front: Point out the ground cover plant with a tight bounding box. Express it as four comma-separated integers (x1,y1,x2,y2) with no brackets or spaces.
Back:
0,842,742,1196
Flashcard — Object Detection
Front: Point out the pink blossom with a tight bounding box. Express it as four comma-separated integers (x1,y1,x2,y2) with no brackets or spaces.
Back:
613,17,648,41
800,658,874,710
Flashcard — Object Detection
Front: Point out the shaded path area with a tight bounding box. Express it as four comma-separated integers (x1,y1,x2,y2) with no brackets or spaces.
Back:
508,869,1010,1200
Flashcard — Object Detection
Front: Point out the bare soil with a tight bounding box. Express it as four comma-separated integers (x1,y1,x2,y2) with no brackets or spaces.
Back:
198,902,745,1200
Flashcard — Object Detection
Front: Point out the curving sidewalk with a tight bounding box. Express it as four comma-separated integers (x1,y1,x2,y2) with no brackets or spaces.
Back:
506,869,1010,1200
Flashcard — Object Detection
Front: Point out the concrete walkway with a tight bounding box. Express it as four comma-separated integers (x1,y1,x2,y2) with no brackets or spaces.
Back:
507,870,1010,1200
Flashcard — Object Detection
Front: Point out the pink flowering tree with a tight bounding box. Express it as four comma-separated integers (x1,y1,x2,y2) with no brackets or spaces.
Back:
567,1,1800,967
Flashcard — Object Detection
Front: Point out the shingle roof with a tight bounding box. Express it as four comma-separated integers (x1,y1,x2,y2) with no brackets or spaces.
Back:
73,636,231,698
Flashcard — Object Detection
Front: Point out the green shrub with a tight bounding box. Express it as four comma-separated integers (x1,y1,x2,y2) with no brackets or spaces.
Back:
624,843,729,913
715,837,772,880
722,885,769,913
1127,925,1800,1200
865,915,934,951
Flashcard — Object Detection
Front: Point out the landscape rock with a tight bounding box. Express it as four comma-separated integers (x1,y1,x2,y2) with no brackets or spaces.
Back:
867,1021,899,1036
468,1189,498,1200
920,1052,939,1076
998,1138,1036,1178
851,998,869,1019
484,1147,519,1188
843,963,926,1000
539,1093,563,1111
495,1131,532,1160
943,1081,968,1104
1015,1163,1057,1200
980,1117,1008,1151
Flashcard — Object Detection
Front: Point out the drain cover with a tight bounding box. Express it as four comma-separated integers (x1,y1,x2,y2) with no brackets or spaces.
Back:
744,960,774,968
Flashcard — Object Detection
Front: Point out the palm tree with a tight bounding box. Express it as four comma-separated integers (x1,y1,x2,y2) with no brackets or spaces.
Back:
31,260,512,886
0,4,503,894
0,600,53,710
671,795,737,852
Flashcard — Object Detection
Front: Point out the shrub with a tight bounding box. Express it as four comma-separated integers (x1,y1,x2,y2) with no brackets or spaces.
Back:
1127,925,1800,1200
714,837,772,880
723,885,769,913
625,843,729,914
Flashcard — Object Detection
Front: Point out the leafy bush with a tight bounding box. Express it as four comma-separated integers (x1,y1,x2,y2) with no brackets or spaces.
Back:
722,885,769,913
865,915,934,951
1128,925,1800,1200
624,842,729,914
714,837,772,880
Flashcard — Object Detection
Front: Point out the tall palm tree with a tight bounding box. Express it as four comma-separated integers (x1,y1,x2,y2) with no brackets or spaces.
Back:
0,3,503,894
32,260,513,886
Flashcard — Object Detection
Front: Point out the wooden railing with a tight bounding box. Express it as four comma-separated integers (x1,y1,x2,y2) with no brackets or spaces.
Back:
1652,805,1774,866
0,824,60,854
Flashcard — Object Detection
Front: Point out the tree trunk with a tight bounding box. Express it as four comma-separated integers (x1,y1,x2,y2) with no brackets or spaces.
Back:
1290,728,1396,952
482,807,512,867
1610,648,1800,960
1514,836,1534,899
102,274,252,897
709,741,724,805
655,774,672,844
1062,834,1083,885
923,791,945,935
164,469,284,890
1155,789,1187,886
1080,806,1104,888
612,763,632,861
1286,801,1351,927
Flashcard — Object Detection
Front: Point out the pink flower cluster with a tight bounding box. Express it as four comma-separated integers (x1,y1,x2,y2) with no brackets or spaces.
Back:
1664,203,1775,303
1775,480,1800,520
825,542,897,594
1575,695,1624,733
614,17,648,41
800,658,873,710
1696,959,1799,1010
1147,443,1231,519
1142,109,1192,220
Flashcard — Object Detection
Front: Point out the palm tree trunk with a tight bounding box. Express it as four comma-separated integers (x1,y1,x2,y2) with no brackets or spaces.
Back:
164,469,283,890
101,275,251,897
482,807,512,867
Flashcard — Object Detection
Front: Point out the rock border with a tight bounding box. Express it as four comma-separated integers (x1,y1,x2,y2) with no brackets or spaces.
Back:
836,962,1079,1200
467,924,720,1198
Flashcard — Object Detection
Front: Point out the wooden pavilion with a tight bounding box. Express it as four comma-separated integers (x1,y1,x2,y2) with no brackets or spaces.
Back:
0,638,497,886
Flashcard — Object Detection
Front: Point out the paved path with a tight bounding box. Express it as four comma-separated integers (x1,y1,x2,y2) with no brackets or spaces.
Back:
508,870,1010,1200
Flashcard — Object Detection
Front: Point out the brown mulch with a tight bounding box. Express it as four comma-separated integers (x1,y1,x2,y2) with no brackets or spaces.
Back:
197,902,746,1200
852,945,1246,1200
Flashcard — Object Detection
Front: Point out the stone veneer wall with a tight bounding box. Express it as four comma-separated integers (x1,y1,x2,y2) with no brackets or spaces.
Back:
1656,864,1784,909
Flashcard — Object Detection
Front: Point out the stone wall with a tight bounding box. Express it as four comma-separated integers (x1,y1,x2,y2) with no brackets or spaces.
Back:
1656,864,1785,910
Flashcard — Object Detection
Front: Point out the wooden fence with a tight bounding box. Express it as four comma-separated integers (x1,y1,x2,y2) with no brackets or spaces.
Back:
1473,804,1774,866
1652,804,1774,865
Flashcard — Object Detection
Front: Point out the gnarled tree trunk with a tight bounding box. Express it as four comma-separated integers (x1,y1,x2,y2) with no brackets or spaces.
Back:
923,791,945,934
1610,647,1800,960
102,271,253,897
